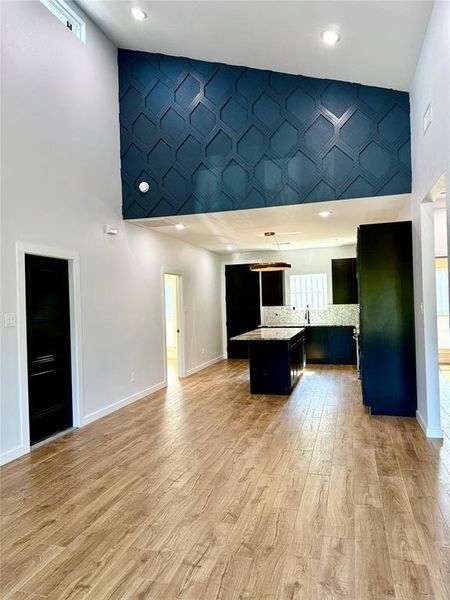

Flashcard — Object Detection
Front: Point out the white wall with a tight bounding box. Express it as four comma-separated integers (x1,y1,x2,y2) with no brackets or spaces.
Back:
0,1,223,464
224,244,357,305
410,0,450,436
434,208,448,257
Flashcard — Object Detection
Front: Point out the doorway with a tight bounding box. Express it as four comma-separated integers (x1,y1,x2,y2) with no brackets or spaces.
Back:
25,254,73,444
164,273,183,383
420,172,448,439
433,195,450,440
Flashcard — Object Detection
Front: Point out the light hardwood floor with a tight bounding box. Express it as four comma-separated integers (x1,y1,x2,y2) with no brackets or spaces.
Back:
1,361,450,599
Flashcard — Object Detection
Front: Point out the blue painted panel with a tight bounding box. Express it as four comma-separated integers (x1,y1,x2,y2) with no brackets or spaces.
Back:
118,49,411,219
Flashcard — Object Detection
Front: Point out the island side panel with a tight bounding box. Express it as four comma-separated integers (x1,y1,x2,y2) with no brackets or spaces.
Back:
249,340,292,395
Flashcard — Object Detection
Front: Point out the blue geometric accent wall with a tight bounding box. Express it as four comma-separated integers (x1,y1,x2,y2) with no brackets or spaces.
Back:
118,49,411,219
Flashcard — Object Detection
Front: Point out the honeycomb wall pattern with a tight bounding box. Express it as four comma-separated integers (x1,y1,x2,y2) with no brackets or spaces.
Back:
118,50,411,219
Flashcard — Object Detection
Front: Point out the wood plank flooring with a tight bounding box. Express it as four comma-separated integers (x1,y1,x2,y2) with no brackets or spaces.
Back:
1,361,450,599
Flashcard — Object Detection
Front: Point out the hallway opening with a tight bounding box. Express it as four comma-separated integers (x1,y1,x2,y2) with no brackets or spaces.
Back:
420,172,448,440
164,273,183,384
433,190,450,441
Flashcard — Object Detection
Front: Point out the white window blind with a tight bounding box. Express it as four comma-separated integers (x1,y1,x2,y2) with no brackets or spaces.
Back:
290,274,328,310
40,0,86,43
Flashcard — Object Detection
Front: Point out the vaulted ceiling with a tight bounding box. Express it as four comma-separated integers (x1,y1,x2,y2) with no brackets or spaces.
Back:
77,0,432,91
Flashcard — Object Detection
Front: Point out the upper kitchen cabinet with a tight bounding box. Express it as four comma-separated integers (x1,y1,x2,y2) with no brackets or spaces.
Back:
332,258,358,304
261,271,284,306
358,221,416,417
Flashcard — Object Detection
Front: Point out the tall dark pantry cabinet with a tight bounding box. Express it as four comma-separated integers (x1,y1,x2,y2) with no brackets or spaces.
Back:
357,222,417,416
225,264,261,358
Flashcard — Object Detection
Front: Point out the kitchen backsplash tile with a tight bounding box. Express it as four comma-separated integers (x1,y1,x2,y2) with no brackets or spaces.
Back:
262,304,359,327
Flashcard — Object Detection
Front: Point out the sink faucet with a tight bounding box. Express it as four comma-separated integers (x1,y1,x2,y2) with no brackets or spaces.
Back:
305,304,310,324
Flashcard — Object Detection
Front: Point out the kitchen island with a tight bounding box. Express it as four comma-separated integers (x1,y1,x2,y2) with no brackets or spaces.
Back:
231,327,305,395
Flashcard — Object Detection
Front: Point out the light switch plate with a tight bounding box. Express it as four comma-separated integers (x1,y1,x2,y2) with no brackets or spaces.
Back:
4,313,17,327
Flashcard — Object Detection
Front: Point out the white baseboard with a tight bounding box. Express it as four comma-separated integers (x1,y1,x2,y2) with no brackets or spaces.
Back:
2,360,224,467
0,444,28,466
82,381,166,426
416,410,444,438
184,355,225,377
0,382,167,467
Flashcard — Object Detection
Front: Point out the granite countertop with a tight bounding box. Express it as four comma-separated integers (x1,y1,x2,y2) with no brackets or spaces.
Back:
231,327,305,342
260,324,357,328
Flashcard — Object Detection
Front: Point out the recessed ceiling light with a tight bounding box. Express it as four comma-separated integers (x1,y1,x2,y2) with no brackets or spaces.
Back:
131,7,147,21
226,245,233,251
319,210,333,218
321,30,341,45
175,223,185,230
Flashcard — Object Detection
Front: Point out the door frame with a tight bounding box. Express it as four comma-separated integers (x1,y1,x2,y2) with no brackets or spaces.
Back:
161,269,186,382
416,173,447,438
16,242,84,454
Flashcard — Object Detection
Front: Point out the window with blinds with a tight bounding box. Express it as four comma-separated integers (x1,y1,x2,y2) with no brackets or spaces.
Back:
290,273,328,310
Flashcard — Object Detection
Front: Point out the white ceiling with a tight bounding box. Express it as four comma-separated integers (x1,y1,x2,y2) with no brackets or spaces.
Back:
77,0,432,91
131,194,411,253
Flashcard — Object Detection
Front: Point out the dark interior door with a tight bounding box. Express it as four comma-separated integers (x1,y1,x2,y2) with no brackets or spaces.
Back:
225,264,261,358
26,254,73,444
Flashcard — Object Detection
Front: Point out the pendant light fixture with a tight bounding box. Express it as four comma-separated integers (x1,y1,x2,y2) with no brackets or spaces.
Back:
250,232,292,272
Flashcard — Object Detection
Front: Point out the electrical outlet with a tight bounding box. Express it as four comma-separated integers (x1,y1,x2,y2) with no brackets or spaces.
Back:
4,313,16,327
201,348,205,355
130,371,135,383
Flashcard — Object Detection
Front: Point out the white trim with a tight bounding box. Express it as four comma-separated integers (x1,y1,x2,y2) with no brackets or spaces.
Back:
161,269,186,380
185,355,225,377
15,242,84,460
1,380,167,465
416,410,444,438
417,176,447,442
0,445,28,466
82,382,166,426
221,262,228,358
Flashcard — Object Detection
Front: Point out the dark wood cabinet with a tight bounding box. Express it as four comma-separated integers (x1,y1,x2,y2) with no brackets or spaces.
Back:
305,326,356,365
305,327,328,363
261,271,284,306
332,258,358,304
225,264,261,358
357,221,416,417
248,331,305,395
327,327,356,364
